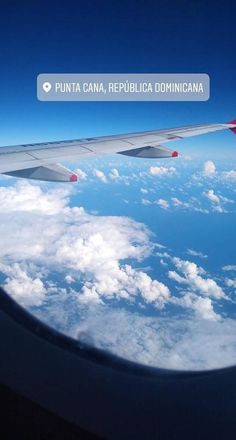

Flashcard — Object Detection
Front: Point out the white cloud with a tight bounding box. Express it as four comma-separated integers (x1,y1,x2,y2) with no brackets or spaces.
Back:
109,168,120,180
192,296,220,321
41,306,236,371
155,198,169,209
76,262,170,309
171,197,190,209
1,263,46,307
140,187,148,194
149,166,176,176
120,265,170,308
225,278,236,288
141,196,196,211
202,190,231,213
0,181,223,317
212,205,226,213
173,292,220,321
220,195,234,204
222,170,236,180
65,274,75,284
203,189,220,203
141,198,151,206
0,181,70,215
203,160,216,176
0,181,173,310
222,265,236,272
0,179,233,371
156,251,171,259
168,257,226,300
93,169,108,183
187,249,208,259
154,243,166,249
200,161,236,183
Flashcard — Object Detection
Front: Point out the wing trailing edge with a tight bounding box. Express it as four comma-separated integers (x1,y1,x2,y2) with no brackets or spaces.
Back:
4,163,78,182
118,145,178,159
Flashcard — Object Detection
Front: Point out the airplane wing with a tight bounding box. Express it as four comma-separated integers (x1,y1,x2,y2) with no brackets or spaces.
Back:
1,120,236,182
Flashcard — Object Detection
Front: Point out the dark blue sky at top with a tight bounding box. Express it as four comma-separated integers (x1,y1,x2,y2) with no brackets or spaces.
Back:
0,0,235,151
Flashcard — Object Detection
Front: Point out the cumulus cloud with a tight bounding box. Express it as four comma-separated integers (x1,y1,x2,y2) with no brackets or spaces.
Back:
0,181,70,214
225,278,236,288
155,198,169,209
140,187,148,194
171,197,190,209
222,265,236,272
141,198,151,206
202,189,232,213
1,263,46,307
114,265,170,308
0,181,225,316
168,191,231,214
149,166,176,176
65,274,75,284
144,196,208,214
93,169,108,183
222,170,236,181
109,168,120,180
156,251,171,259
168,257,225,300
200,161,236,184
0,180,234,372
203,189,220,203
192,296,220,321
171,197,184,207
220,195,234,203
0,181,172,310
203,160,216,176
212,205,226,213
75,261,170,309
173,292,220,321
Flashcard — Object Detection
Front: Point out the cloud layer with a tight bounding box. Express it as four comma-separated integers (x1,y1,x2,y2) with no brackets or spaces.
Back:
0,174,235,371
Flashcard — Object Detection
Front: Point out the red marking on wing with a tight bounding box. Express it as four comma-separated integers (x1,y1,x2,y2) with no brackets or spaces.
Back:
228,119,236,134
70,174,78,182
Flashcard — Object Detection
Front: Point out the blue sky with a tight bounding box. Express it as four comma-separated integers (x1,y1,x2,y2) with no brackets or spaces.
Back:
0,1,235,154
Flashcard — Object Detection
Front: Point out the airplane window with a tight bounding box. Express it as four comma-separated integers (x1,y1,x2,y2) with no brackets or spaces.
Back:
1,151,236,372
0,0,235,377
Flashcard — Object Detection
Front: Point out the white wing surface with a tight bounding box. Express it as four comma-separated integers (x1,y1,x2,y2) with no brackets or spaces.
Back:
1,120,236,182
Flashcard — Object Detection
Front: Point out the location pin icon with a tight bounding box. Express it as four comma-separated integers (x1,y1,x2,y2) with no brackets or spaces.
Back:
42,82,52,93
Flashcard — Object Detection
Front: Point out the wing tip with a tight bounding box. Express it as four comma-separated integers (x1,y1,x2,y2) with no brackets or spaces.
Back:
69,174,78,182
228,119,236,134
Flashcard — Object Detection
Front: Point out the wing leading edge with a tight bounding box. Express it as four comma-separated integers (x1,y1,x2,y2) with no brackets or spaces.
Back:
0,120,235,182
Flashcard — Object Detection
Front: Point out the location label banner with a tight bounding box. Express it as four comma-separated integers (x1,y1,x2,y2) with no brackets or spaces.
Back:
37,73,210,102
